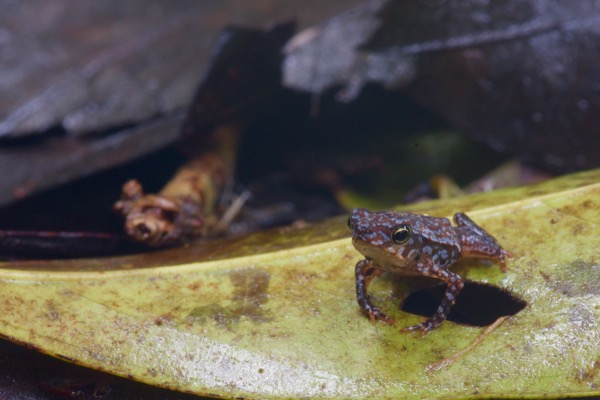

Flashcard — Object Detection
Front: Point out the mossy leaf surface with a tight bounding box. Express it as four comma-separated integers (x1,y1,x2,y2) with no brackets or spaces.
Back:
1,169,600,399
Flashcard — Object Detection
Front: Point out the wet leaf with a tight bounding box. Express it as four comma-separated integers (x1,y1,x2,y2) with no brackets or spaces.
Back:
1,168,600,398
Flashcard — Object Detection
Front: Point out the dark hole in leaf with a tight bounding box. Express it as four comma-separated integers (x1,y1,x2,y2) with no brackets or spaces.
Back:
401,280,527,327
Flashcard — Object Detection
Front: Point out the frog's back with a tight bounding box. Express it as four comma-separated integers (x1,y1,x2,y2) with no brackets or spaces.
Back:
406,214,461,265
409,214,457,247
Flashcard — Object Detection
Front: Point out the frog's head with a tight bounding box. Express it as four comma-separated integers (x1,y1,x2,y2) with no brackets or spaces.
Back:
348,208,422,268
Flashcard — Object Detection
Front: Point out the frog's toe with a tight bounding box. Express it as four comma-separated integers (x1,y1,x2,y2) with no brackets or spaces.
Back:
499,249,512,272
400,320,435,335
368,309,396,325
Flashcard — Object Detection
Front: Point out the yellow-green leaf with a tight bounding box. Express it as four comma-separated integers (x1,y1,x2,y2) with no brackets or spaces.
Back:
1,169,600,399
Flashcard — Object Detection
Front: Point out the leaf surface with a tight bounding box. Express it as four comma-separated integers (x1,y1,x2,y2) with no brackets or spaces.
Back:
1,169,600,398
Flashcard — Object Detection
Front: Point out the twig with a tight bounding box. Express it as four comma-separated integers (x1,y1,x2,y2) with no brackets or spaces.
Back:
425,316,509,372
113,125,237,247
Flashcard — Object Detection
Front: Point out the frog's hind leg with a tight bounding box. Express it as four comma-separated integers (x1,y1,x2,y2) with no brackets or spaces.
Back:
453,212,511,271
400,267,464,335
355,259,396,325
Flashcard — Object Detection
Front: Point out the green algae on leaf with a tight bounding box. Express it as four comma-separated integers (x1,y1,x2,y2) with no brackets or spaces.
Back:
1,169,600,398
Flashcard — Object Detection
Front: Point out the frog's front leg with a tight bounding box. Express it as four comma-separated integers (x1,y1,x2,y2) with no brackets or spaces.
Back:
355,259,396,325
401,267,464,335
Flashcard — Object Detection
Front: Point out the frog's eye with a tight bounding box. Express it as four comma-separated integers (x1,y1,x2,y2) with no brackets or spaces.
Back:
391,225,412,244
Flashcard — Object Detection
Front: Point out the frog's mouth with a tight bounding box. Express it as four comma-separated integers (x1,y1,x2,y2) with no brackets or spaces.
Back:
352,239,411,269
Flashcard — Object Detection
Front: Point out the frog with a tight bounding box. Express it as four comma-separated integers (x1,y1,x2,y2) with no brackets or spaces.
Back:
348,208,511,334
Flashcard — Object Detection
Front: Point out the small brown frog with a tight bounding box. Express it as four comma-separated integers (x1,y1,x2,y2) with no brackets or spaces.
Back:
348,208,511,334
